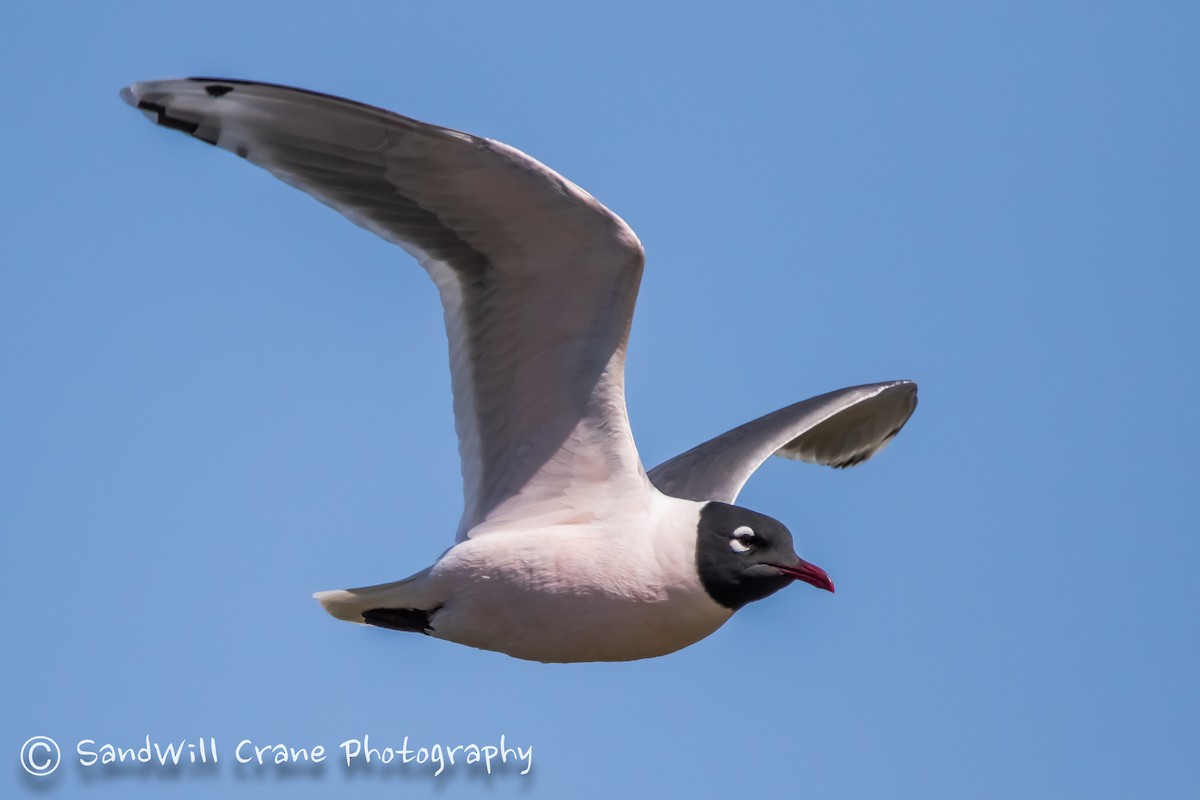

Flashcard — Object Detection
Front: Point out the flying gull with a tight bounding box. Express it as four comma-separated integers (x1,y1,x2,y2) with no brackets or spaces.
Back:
121,78,918,663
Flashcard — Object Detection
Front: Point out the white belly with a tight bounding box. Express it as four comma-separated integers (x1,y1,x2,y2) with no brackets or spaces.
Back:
423,522,732,663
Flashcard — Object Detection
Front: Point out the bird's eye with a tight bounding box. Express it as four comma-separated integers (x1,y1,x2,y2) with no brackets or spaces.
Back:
729,525,756,553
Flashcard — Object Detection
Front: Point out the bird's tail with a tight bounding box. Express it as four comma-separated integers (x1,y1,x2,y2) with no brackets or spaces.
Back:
313,568,437,624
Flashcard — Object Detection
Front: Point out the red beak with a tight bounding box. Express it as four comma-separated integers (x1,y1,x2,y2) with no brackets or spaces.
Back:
774,558,835,593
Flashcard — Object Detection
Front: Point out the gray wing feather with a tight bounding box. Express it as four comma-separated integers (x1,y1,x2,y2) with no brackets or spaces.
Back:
121,78,648,539
648,381,917,503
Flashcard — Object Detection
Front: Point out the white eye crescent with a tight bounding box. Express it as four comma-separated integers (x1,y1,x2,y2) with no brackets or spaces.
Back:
729,526,755,553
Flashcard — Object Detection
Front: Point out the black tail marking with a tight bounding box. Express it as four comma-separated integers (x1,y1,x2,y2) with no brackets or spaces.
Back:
362,607,438,634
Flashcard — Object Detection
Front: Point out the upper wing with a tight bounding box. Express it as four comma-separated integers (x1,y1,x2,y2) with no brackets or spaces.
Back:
647,381,917,503
122,78,649,539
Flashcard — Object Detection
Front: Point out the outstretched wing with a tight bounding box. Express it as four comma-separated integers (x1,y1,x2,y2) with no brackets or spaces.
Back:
647,381,917,503
122,78,649,539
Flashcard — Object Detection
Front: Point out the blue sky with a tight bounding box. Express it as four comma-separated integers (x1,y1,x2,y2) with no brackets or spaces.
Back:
4,1,1198,797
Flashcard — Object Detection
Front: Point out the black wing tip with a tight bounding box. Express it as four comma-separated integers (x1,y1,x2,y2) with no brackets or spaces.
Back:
122,82,224,145
134,98,200,136
122,77,476,145
131,99,219,145
831,453,870,469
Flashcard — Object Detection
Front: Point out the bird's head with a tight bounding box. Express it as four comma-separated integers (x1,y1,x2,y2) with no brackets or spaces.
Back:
695,501,833,610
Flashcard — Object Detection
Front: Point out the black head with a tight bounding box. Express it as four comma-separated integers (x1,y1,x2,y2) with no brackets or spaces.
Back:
695,501,834,611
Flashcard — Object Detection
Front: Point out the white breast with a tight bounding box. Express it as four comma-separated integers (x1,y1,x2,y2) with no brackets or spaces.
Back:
423,493,733,662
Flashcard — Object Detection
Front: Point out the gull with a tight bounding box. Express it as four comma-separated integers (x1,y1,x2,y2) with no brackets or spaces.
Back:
121,78,918,663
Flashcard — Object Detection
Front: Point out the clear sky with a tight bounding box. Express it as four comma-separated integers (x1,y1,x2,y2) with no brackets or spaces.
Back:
4,2,1198,798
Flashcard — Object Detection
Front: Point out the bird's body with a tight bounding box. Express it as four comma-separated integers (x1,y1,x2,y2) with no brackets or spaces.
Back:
325,493,729,663
122,78,918,663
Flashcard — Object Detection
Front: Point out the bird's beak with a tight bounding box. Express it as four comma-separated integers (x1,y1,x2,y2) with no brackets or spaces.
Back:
774,558,835,593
